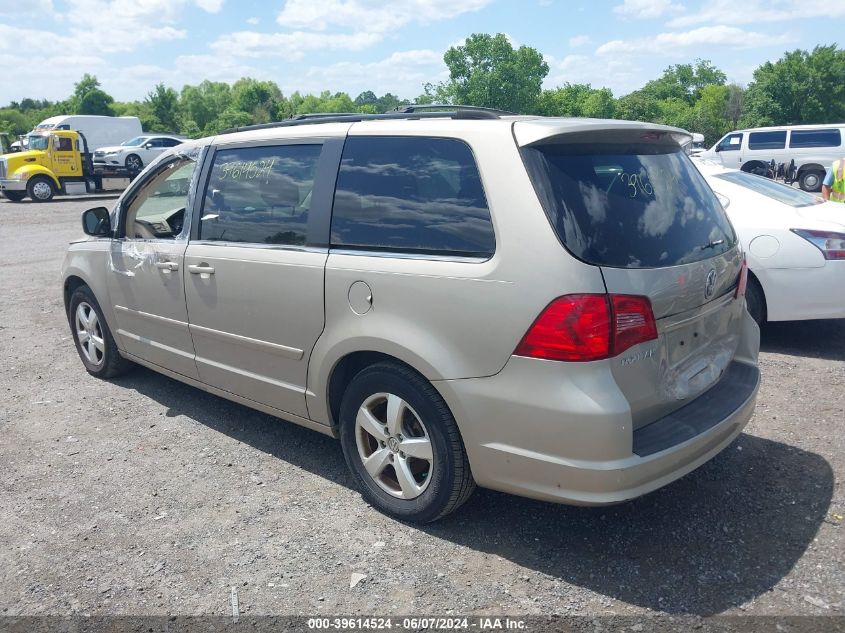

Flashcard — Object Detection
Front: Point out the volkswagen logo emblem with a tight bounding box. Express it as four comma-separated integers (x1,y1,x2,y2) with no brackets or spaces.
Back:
387,437,401,453
704,269,717,300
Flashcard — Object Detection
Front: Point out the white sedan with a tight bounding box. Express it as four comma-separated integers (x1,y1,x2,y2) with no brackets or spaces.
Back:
93,135,184,172
694,159,845,324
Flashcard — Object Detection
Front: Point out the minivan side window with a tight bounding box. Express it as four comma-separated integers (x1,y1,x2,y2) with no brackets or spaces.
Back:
331,136,495,257
199,144,322,246
789,129,842,148
717,133,743,151
748,130,787,150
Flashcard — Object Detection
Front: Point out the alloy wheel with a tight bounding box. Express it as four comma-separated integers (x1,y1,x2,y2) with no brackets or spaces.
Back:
354,392,434,499
75,302,105,367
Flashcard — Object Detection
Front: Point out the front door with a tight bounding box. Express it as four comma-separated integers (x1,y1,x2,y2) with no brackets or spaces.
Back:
51,134,81,178
715,132,744,167
106,156,200,378
183,141,328,418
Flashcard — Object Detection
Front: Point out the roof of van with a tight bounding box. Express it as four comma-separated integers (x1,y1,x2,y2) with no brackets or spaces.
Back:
209,112,690,148
730,123,845,133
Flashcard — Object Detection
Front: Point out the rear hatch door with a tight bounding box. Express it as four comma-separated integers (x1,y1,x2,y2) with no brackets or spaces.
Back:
516,120,745,427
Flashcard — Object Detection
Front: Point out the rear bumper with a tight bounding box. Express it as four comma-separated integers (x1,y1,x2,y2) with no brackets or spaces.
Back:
0,179,25,192
761,262,845,321
434,313,760,505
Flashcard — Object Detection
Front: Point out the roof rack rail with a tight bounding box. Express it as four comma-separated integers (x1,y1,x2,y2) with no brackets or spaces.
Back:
395,104,518,117
219,106,512,135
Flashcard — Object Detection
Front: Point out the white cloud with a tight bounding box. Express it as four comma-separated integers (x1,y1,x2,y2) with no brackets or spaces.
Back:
304,49,443,94
194,0,224,12
568,34,591,48
595,25,794,56
210,30,381,59
613,0,684,18
668,0,845,26
276,0,492,33
545,53,642,93
246,16,259,25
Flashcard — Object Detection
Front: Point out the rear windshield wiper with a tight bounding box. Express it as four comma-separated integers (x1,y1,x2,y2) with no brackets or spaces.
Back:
700,239,725,251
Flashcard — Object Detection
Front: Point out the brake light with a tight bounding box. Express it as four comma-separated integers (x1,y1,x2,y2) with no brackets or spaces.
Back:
514,294,657,362
791,229,845,260
736,257,748,298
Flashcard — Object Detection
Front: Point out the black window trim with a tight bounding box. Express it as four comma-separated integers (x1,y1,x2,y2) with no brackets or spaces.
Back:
327,134,497,261
190,137,343,249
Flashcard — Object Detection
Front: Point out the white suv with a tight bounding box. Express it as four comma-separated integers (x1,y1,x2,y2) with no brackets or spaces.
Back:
93,135,184,173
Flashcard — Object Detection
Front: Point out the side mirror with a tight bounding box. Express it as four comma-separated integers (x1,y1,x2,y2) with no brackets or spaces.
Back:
144,143,154,149
82,206,111,237
714,145,722,153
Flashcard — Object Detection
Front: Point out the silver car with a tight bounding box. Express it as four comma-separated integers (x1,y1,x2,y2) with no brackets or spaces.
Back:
62,108,761,522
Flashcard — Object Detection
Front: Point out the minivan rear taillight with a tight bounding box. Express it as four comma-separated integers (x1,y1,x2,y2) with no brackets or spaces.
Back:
514,294,657,362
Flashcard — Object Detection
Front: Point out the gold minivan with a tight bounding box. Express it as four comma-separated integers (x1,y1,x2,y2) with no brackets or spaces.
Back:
62,108,761,522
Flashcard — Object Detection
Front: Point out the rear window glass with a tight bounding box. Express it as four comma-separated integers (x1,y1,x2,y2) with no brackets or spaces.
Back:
789,129,842,148
714,170,823,208
522,143,736,268
748,130,787,150
331,136,494,257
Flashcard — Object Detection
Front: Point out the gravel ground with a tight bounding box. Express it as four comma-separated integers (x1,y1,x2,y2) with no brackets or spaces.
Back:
1,197,843,619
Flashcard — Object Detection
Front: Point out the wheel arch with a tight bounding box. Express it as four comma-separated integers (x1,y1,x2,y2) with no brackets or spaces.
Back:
18,166,60,190
746,268,768,323
796,162,825,175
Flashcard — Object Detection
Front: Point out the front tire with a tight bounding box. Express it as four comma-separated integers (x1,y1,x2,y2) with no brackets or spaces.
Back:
68,285,132,379
125,154,143,173
27,176,55,202
338,362,475,522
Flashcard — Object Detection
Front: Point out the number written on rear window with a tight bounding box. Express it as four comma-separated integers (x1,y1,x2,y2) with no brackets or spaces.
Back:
199,144,322,246
330,136,495,258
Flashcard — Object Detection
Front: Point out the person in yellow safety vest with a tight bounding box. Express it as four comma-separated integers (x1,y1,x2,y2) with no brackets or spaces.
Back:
821,159,845,203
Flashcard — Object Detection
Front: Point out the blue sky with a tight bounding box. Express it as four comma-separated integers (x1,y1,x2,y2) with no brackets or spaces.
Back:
0,0,842,105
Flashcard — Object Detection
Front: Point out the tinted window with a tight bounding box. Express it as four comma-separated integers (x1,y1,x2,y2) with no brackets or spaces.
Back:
748,130,786,150
714,171,823,208
55,137,73,151
162,138,182,147
199,144,321,245
789,128,842,148
331,137,494,257
717,133,743,151
521,143,736,268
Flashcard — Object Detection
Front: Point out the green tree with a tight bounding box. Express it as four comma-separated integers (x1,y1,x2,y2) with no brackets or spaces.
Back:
71,74,114,116
641,59,726,105
180,80,232,130
740,45,845,127
231,78,284,123
145,83,181,132
439,33,549,113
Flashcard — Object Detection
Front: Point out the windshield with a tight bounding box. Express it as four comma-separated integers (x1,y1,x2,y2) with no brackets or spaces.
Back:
522,142,736,268
121,136,150,147
27,134,50,151
35,123,55,130
713,171,824,208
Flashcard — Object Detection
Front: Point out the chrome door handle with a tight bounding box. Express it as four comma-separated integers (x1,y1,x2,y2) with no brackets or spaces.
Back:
188,264,215,275
155,261,179,272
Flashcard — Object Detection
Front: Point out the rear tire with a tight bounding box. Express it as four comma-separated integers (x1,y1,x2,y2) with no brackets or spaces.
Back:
798,170,824,193
745,276,766,326
68,285,133,379
27,176,55,202
2,191,25,202
338,362,475,522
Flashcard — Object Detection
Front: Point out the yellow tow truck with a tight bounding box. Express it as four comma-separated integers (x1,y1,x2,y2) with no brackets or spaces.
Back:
0,128,131,202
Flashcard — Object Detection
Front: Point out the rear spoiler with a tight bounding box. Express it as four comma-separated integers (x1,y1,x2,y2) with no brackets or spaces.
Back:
513,118,692,148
